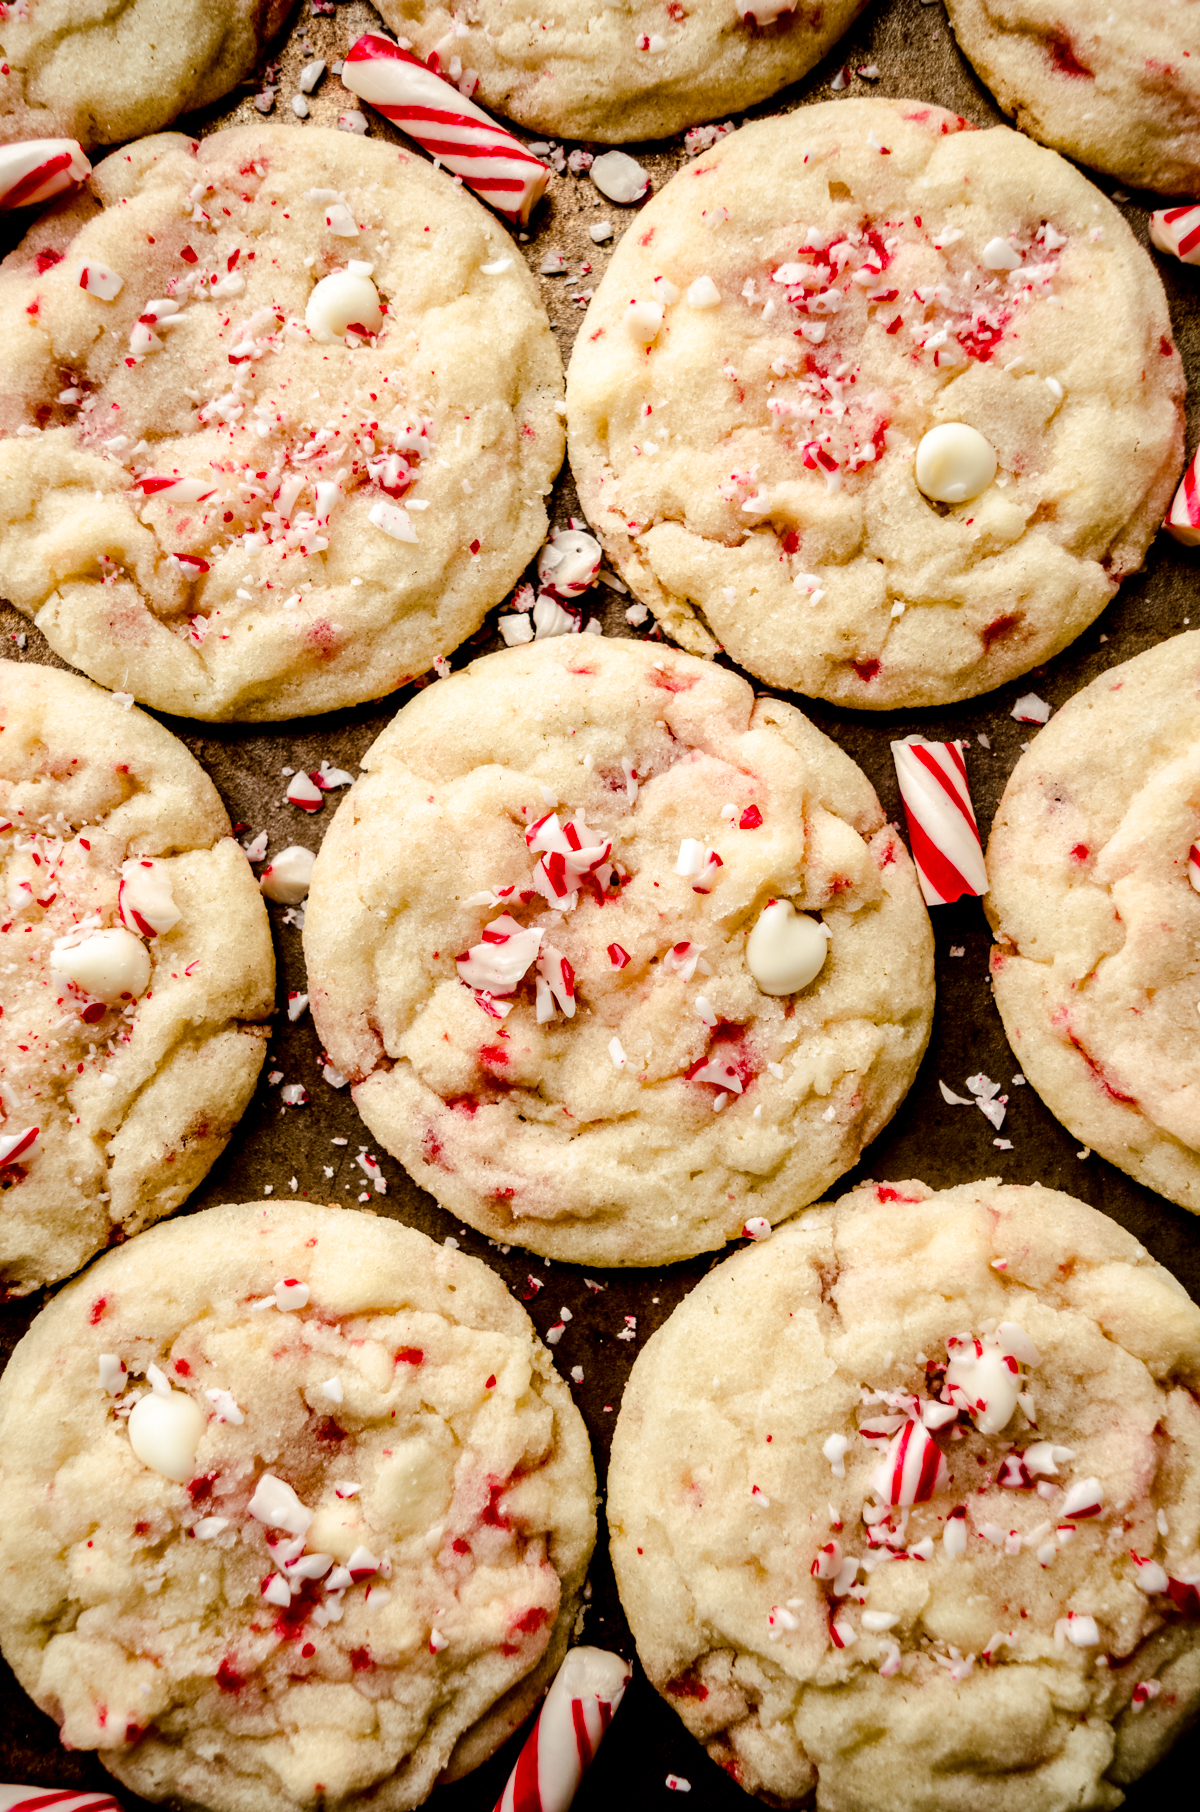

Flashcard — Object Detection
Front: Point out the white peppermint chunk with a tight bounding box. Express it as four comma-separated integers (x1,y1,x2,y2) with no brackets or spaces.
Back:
248,1473,314,1537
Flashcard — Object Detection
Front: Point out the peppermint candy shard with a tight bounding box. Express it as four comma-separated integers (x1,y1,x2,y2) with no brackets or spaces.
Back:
1060,1477,1103,1520
134,475,216,503
890,736,987,907
342,34,549,227
0,137,91,210
1150,205,1200,266
458,914,542,994
0,1124,39,1166
493,1645,631,1812
1131,1553,1170,1595
868,1418,947,1506
1166,445,1200,546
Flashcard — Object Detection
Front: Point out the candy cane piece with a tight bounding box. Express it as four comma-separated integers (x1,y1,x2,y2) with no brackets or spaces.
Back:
1150,205,1200,266
0,139,91,210
1166,446,1200,546
0,1126,39,1166
342,34,549,226
0,1794,124,1812
890,736,987,907
867,1417,947,1506
494,1646,631,1812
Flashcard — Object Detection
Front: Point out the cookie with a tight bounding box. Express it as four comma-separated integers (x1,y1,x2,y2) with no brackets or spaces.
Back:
0,1199,597,1812
302,635,934,1268
0,659,274,1296
566,99,1184,710
945,0,1200,196
986,632,1200,1215
0,124,564,721
374,0,868,144
609,1177,1200,1808
0,0,294,153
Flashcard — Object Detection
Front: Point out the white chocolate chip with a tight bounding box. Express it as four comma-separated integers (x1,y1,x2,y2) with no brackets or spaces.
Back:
914,423,997,504
52,927,150,1003
305,262,383,343
127,1386,206,1482
746,900,831,996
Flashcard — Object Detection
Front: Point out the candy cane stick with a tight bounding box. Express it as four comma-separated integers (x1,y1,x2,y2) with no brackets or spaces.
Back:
341,34,549,226
0,140,91,210
494,1647,631,1812
1166,446,1200,546
1150,205,1200,266
0,1793,123,1812
890,737,987,907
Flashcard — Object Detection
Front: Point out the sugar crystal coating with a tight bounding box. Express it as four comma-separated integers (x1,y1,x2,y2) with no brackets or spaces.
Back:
610,1179,1200,1807
0,125,563,721
303,637,933,1266
567,99,1183,710
0,1200,596,1812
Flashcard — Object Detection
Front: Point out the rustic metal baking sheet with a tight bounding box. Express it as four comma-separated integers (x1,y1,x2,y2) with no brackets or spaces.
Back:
2,0,1200,1803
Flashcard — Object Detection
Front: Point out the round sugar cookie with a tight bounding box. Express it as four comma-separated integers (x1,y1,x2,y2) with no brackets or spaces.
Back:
373,0,868,144
0,124,564,721
0,0,294,153
0,659,274,1296
0,1199,597,1812
609,1178,1200,1809
945,0,1200,196
302,636,934,1268
566,99,1184,711
987,632,1200,1215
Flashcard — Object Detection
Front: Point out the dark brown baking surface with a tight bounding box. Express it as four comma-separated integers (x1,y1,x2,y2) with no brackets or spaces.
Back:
2,0,1200,1803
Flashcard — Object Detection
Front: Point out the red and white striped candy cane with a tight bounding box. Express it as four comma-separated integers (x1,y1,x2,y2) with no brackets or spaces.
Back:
0,1793,123,1812
341,34,549,226
890,737,987,908
868,1417,947,1507
494,1647,631,1812
1166,446,1200,546
0,140,91,210
0,1125,38,1166
1150,205,1200,266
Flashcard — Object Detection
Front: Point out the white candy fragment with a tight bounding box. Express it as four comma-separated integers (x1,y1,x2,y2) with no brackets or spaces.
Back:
981,237,1021,271
0,1125,38,1165
194,1516,230,1539
325,201,358,237
248,1472,314,1537
862,1611,899,1632
675,838,705,877
78,262,124,299
914,423,998,503
305,260,383,342
118,858,180,937
746,900,831,995
590,150,651,204
299,59,327,93
127,1385,206,1482
822,1433,849,1477
263,1574,292,1606
286,771,324,811
498,613,534,645
205,1387,244,1424
686,275,721,309
943,1510,968,1558
538,526,602,598
944,1324,1036,1436
625,299,664,345
1012,693,1052,724
259,846,315,903
1132,1554,1170,1594
98,1354,127,1394
743,1216,772,1241
368,499,417,542
53,927,150,1003
1061,1477,1103,1520
457,913,542,994
274,1278,310,1311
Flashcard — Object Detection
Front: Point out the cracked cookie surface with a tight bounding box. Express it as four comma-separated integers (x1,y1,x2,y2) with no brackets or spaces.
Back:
0,0,294,152
0,1199,597,1812
946,0,1200,194
0,125,563,720
609,1178,1200,1809
303,636,934,1267
375,0,867,144
987,631,1200,1215
566,99,1183,710
0,659,273,1295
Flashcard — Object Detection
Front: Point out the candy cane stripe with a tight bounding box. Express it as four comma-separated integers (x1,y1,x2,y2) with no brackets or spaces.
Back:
909,743,978,833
